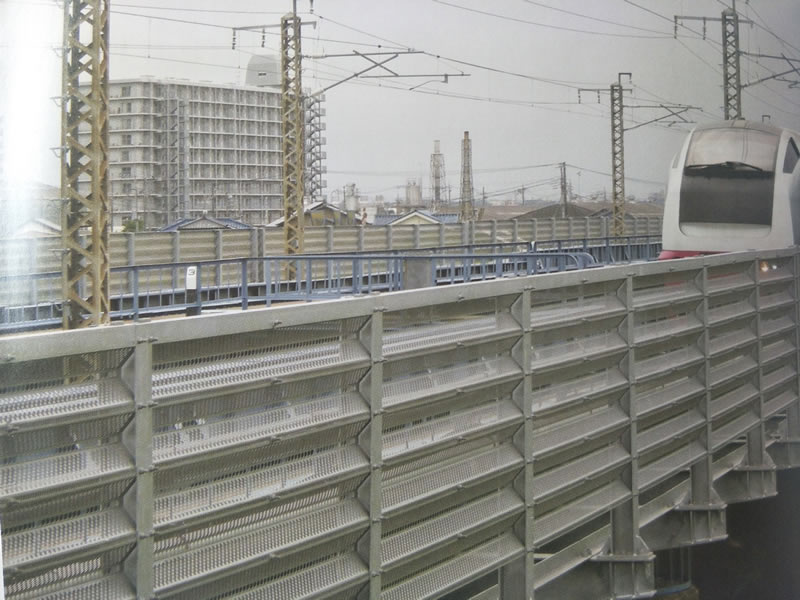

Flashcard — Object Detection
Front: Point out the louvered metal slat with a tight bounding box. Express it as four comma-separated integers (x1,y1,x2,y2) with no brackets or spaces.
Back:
764,389,798,419
0,444,134,500
634,315,702,346
637,377,705,418
3,508,135,571
152,393,368,465
707,299,755,326
382,444,523,517
225,553,368,600
383,315,520,359
154,445,369,530
710,383,759,420
533,444,629,503
638,442,705,490
633,285,702,310
152,341,369,400
380,533,524,600
759,290,794,311
635,347,704,382
531,332,626,372
761,315,795,337
382,401,522,463
709,329,757,357
533,480,630,546
530,296,626,329
532,368,627,415
153,499,368,595
382,358,521,411
762,338,796,364
7,574,135,600
533,407,628,459
382,488,524,569
763,364,797,392
712,413,761,451
705,271,753,295
638,411,705,455
708,355,758,388
0,379,132,432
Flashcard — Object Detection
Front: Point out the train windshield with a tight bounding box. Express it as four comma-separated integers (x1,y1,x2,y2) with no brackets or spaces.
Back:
685,128,778,173
680,127,778,226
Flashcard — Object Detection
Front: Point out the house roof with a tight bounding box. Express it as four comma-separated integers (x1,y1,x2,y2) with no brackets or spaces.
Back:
372,210,460,226
267,201,363,226
160,215,252,232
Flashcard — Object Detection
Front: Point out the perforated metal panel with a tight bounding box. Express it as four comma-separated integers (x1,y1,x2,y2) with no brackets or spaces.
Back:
3,248,800,600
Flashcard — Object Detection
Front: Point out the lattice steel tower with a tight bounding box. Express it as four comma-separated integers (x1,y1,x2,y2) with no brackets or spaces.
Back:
281,12,304,255
722,7,742,120
430,139,446,213
459,131,474,222
610,76,626,237
60,0,111,328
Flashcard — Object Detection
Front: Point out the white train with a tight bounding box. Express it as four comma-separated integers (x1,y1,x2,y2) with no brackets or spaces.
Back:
659,119,800,258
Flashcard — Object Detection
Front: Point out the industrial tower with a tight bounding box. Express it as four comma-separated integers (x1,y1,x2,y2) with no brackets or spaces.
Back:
430,140,446,213
675,0,751,120
281,11,304,256
459,132,474,222
60,0,111,329
610,76,626,236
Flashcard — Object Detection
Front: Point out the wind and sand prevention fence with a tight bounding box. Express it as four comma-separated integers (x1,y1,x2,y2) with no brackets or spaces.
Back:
0,215,661,332
4,244,799,600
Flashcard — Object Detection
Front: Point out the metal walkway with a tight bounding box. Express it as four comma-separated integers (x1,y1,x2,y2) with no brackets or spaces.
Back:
1,247,797,599
0,237,660,333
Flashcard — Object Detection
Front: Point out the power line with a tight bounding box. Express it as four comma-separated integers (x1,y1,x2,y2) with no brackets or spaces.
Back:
517,0,672,36
433,0,672,39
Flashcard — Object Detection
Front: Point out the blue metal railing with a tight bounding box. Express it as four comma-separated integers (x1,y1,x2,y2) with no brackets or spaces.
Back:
532,235,662,263
0,250,597,333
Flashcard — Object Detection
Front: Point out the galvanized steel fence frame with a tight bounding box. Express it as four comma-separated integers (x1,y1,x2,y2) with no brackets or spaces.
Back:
2,246,799,600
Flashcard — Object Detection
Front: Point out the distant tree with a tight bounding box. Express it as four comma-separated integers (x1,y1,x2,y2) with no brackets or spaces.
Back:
122,218,145,232
647,190,666,205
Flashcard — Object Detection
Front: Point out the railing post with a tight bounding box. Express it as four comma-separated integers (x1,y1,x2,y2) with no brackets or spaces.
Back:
326,225,334,252
214,230,223,289
597,274,654,597
386,224,393,251
123,339,155,598
132,267,140,321
241,259,249,310
502,288,535,599
171,231,180,290
360,308,384,600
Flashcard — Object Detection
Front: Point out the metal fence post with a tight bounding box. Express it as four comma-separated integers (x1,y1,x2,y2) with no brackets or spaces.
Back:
361,309,384,599
126,339,155,598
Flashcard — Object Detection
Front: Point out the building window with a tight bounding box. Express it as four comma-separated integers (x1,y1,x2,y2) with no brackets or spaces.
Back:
121,167,132,178
125,102,133,113
121,150,130,161
121,85,131,97
122,182,132,194
124,118,133,129
122,134,132,145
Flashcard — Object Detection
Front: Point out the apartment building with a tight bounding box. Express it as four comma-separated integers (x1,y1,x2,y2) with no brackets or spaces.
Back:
91,75,326,230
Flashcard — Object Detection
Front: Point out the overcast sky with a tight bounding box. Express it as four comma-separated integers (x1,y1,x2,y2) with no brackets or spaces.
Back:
2,0,800,206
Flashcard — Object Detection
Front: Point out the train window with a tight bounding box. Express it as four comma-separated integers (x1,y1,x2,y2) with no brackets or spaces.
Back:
686,127,778,173
784,138,799,174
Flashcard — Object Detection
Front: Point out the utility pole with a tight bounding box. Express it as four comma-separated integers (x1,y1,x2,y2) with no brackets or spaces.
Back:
460,131,474,222
281,3,304,257
559,162,568,218
610,74,628,236
430,140,446,213
61,0,111,329
675,1,752,120
579,74,694,236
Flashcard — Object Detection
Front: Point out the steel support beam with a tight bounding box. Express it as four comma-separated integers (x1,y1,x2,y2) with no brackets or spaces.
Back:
60,0,111,328
610,81,626,237
722,8,743,120
281,13,305,257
